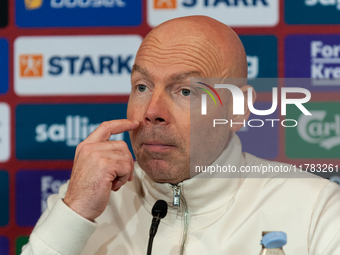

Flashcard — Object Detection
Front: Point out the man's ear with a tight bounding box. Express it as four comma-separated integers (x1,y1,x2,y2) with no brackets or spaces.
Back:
229,85,257,132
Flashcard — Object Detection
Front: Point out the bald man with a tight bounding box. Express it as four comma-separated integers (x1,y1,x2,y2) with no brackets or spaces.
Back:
22,16,340,255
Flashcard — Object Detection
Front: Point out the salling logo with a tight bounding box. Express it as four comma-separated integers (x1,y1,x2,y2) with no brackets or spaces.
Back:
19,54,43,77
35,115,123,147
298,111,340,150
199,83,312,128
311,41,340,85
305,0,340,10
24,0,126,10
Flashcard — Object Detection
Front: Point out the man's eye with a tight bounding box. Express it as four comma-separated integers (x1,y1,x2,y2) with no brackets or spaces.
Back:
181,89,190,97
137,85,147,92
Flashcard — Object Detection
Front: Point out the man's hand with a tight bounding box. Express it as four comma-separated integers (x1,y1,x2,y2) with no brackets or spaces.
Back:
63,119,140,221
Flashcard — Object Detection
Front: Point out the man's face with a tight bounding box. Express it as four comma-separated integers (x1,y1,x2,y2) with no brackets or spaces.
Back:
127,58,198,183
126,17,248,183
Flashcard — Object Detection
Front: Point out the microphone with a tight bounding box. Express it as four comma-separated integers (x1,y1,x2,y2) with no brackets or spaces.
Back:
147,200,168,255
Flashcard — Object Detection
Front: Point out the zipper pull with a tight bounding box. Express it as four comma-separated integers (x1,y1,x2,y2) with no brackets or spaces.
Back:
173,185,181,209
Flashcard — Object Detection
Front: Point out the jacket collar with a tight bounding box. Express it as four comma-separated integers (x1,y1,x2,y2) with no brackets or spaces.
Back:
134,133,245,216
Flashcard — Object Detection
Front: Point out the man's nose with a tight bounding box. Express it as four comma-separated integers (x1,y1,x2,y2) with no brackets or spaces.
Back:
144,90,170,125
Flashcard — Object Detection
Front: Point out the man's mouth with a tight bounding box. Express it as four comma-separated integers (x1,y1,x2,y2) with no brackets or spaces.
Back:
142,141,176,152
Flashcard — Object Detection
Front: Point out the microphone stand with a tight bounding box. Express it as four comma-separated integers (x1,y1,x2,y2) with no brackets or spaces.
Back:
147,234,154,255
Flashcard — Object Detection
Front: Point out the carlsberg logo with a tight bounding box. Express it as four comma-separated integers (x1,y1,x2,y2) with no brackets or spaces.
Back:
298,111,340,149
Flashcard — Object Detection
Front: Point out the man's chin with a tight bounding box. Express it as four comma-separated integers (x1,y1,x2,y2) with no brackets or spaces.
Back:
139,159,181,183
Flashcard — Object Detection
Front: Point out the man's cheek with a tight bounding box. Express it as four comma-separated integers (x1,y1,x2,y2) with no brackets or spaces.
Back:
126,105,132,119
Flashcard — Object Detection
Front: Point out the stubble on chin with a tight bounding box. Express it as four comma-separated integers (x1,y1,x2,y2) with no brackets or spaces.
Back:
132,125,189,183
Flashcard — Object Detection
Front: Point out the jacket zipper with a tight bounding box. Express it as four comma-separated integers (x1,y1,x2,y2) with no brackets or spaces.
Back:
171,184,189,255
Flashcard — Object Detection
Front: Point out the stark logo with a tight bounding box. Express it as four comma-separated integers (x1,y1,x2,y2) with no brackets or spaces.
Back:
154,0,176,9
24,0,43,10
19,54,43,77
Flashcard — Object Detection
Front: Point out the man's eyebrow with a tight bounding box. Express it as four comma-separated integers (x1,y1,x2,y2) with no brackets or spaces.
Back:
169,71,202,82
131,64,151,78
131,64,202,81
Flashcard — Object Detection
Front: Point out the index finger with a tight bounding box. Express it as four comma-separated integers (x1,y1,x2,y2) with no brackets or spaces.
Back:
85,119,139,143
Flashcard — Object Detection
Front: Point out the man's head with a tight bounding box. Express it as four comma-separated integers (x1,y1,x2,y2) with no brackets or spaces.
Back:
127,16,253,184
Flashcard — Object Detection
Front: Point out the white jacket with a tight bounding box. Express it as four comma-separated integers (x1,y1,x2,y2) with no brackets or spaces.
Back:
21,134,340,255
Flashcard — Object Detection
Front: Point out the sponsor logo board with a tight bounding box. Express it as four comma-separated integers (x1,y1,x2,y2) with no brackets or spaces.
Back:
16,104,132,160
286,102,340,158
286,0,340,24
0,39,8,94
148,0,279,27
0,103,10,162
286,35,340,91
14,36,142,95
16,0,141,27
16,170,70,226
240,36,277,91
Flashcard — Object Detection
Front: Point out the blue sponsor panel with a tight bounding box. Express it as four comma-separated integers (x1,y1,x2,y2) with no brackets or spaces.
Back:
285,0,340,24
16,104,133,160
236,102,279,159
16,0,142,27
285,35,340,91
239,36,277,92
16,170,71,226
0,39,8,94
0,237,9,255
0,171,9,227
